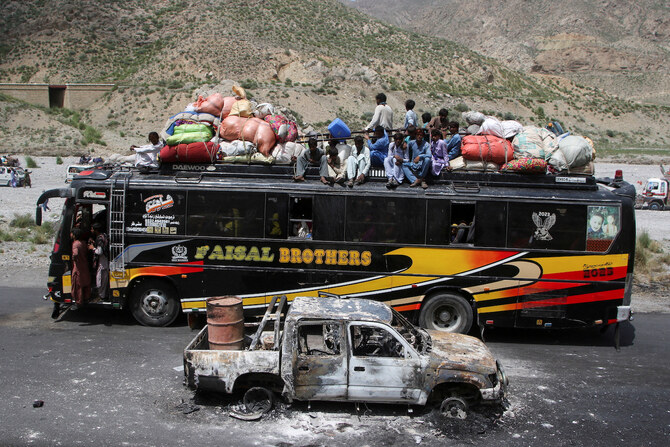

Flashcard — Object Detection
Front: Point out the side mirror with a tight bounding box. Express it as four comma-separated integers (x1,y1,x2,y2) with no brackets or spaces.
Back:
35,206,42,226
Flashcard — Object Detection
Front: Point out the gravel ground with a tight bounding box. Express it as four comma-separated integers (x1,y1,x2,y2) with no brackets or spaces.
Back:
0,157,667,312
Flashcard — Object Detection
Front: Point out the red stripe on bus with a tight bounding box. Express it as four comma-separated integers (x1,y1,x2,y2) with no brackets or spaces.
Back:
520,289,624,311
134,261,204,276
542,266,627,282
393,303,421,312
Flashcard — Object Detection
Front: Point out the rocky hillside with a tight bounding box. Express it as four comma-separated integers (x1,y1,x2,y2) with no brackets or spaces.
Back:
345,0,670,106
0,0,668,156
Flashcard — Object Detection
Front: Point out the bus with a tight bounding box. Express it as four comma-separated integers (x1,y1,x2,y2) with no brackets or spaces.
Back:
36,163,636,334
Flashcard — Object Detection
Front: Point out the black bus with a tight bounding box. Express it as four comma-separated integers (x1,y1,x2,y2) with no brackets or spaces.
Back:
36,163,636,333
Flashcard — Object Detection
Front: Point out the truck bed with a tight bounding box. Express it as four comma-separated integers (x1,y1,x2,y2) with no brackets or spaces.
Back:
183,325,280,393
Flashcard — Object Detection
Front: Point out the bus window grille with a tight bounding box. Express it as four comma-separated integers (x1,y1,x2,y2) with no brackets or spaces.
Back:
109,174,130,275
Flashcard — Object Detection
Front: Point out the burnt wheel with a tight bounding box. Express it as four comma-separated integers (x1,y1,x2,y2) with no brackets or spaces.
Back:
440,396,468,419
419,293,473,333
243,387,274,414
130,279,180,327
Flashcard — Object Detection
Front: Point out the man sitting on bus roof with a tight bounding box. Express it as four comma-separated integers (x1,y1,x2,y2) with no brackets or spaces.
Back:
345,135,370,187
131,132,164,169
366,126,389,168
294,134,329,185
402,128,431,189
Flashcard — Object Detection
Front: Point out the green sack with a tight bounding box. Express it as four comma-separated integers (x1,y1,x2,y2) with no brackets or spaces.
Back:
166,131,212,146
173,123,212,135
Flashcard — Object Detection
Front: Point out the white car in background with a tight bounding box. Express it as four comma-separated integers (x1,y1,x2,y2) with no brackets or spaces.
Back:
0,166,25,186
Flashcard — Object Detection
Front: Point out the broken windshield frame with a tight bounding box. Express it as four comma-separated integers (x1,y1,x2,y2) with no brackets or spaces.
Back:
391,308,431,354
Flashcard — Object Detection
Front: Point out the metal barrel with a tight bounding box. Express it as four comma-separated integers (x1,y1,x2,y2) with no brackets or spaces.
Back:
206,296,244,350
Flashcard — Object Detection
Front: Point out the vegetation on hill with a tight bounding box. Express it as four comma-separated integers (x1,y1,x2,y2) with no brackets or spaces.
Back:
0,0,668,155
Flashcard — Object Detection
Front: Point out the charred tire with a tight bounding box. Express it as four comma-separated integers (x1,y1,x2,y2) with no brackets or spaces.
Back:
130,279,180,327
243,387,274,414
649,201,664,211
419,293,473,334
440,396,468,419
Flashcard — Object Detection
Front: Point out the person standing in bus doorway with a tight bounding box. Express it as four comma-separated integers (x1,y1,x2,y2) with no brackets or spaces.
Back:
365,126,389,168
402,128,431,189
130,131,164,169
88,223,109,302
346,135,371,187
294,135,329,184
366,92,393,132
70,227,91,309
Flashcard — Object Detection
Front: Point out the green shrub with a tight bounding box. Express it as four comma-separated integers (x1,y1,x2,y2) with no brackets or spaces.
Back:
10,213,34,228
25,156,38,168
56,156,63,165
454,103,469,113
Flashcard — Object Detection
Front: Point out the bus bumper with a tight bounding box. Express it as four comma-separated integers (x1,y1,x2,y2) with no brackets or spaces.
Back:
617,305,633,322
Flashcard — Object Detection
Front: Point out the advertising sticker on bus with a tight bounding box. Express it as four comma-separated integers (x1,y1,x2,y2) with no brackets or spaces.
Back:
125,190,185,235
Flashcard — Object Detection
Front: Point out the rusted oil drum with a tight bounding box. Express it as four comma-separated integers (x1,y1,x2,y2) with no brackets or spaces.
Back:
207,296,244,350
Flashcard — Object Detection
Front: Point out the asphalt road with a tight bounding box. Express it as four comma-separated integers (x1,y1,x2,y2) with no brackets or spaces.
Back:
0,286,668,446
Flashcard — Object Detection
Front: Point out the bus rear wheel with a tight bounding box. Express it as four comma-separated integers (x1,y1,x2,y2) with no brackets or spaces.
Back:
419,293,473,334
130,279,180,327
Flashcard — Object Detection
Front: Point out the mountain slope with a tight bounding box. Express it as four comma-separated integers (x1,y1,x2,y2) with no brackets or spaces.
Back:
345,0,670,106
0,0,668,155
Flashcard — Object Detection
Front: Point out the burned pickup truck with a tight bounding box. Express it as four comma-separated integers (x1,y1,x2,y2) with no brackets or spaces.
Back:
184,296,507,416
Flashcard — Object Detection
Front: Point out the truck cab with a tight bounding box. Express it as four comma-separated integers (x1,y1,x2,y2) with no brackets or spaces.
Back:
641,177,668,210
184,296,507,415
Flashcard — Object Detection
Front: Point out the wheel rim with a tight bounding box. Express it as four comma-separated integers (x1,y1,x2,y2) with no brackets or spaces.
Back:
244,387,273,414
139,288,169,317
431,304,461,330
440,397,467,418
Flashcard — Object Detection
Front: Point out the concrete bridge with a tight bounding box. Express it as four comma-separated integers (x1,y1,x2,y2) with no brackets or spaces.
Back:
0,83,115,109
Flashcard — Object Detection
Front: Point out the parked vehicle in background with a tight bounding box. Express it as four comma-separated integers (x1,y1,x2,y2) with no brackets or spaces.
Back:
65,165,91,183
0,166,25,186
184,296,507,416
639,165,670,210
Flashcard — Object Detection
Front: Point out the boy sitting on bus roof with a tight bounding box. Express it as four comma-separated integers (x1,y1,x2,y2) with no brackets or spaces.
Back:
445,121,462,161
384,132,409,189
365,126,389,168
402,128,431,189
294,134,329,185
130,132,164,169
345,135,370,187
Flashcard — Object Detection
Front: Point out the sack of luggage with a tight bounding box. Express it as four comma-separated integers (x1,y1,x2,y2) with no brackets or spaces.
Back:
461,135,513,165
220,116,276,156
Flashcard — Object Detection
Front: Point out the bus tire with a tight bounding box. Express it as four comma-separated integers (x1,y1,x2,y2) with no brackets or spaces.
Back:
419,293,473,334
649,201,664,211
130,278,180,327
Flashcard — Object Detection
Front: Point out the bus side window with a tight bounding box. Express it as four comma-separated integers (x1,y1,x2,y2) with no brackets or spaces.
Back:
427,199,450,245
450,203,475,244
475,201,507,248
289,197,313,239
265,193,288,239
313,196,344,241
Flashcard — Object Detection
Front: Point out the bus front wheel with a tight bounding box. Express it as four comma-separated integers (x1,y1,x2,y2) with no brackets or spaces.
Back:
419,293,473,334
130,279,180,327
